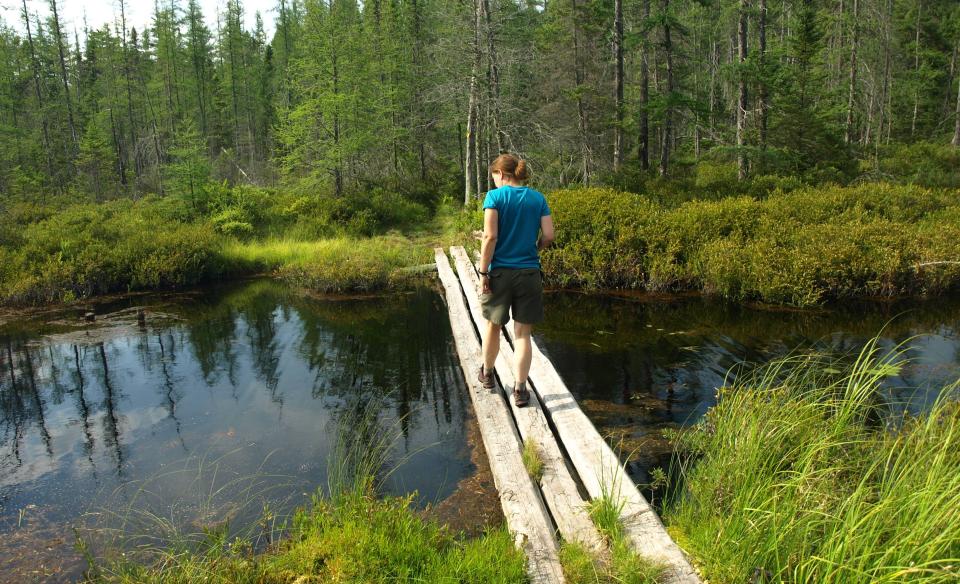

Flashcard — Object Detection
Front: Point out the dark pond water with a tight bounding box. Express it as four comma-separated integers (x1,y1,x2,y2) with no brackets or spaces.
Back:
3,279,960,581
535,291,960,493
0,280,473,581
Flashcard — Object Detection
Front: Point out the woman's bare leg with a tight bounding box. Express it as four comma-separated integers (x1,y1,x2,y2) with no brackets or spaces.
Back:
482,319,500,373
513,322,533,385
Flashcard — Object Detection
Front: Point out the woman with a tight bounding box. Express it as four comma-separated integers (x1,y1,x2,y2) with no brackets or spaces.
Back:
477,154,554,407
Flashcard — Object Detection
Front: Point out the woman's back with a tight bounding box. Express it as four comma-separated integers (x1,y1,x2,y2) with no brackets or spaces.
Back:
483,185,550,270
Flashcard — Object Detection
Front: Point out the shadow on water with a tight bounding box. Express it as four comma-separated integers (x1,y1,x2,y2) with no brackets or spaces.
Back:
0,279,485,583
534,291,960,506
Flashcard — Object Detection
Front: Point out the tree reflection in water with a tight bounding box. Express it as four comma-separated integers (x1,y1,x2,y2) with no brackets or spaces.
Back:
0,280,473,574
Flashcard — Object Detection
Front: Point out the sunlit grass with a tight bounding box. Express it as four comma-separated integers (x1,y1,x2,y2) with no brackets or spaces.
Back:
83,398,527,583
222,235,432,293
522,438,544,483
559,538,664,583
559,454,665,583
666,336,960,583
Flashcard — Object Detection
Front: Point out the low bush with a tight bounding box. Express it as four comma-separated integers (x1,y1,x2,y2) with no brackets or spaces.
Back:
540,183,960,306
0,200,227,304
862,141,960,188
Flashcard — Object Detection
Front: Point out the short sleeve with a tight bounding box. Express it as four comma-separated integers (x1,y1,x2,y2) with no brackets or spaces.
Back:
482,190,498,210
540,195,551,217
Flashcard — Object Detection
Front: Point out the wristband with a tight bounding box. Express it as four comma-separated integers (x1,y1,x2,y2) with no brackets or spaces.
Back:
479,271,489,276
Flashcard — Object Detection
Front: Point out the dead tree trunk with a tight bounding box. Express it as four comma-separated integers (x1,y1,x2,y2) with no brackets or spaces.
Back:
639,0,651,171
658,0,673,178
49,0,78,149
844,0,859,144
953,61,960,146
758,0,768,151
21,0,54,184
737,0,749,180
910,0,922,138
613,0,624,171
481,0,504,154
465,0,482,204
571,0,590,185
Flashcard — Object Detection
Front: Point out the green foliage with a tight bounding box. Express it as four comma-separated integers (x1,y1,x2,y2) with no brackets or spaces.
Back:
541,183,960,306
87,400,526,584
0,199,227,304
542,188,659,289
561,487,664,583
862,142,960,188
559,540,663,584
666,339,960,583
271,236,431,293
0,179,436,305
522,439,545,483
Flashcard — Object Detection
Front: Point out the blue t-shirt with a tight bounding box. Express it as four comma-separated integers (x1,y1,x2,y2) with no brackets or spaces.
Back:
482,185,551,270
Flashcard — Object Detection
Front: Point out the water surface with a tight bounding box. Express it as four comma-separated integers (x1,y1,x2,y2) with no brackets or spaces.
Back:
535,292,960,491
0,280,474,581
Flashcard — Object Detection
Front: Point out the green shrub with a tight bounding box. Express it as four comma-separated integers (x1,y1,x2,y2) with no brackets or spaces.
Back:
542,183,960,306
0,199,228,305
541,188,659,289
864,141,960,187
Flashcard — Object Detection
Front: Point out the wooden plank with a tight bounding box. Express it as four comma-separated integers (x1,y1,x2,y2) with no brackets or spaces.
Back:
453,246,702,584
434,248,565,584
450,246,606,555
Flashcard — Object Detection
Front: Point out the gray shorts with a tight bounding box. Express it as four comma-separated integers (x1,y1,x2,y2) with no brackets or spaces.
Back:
480,267,544,325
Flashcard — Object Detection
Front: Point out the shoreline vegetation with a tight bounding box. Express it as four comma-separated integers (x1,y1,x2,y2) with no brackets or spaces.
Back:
664,340,960,583
75,331,960,583
2,154,960,308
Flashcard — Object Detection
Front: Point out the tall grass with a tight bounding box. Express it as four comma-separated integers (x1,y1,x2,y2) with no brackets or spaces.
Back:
666,337,960,583
83,398,527,583
522,438,545,483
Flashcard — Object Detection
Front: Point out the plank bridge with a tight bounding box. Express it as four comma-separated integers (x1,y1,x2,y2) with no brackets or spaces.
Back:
435,247,702,584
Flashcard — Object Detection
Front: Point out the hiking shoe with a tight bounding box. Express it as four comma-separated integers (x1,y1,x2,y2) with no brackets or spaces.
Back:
513,382,530,407
478,365,495,389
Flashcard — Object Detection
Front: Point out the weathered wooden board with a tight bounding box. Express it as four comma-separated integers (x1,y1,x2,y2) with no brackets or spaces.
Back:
450,246,606,554
434,248,565,584
451,246,702,584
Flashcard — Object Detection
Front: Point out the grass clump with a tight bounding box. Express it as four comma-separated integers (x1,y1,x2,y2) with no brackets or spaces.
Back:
559,539,663,584
522,439,545,483
86,399,526,584
559,485,664,583
665,338,960,583
0,198,228,305
89,489,526,584
587,495,625,543
263,236,432,293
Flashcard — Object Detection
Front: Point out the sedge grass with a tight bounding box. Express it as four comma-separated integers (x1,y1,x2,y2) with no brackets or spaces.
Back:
562,440,666,583
666,335,960,583
223,235,431,293
522,438,545,483
83,397,527,583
